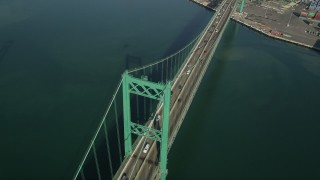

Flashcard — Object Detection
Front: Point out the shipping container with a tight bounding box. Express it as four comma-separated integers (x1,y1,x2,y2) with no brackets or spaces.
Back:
308,11,316,18
301,9,309,17
308,11,316,16
270,30,283,36
308,14,316,18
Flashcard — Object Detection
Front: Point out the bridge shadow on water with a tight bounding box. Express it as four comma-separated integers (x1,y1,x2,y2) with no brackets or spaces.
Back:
162,10,213,57
208,21,238,86
125,10,212,70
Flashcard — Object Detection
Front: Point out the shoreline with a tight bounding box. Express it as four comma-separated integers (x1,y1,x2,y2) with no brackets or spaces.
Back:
188,0,320,52
231,17,320,52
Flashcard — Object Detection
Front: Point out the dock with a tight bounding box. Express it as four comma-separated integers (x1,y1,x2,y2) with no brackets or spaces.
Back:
231,2,320,51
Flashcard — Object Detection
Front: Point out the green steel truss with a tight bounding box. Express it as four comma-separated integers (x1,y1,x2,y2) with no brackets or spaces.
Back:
130,122,162,142
128,79,164,100
240,0,245,13
122,71,171,180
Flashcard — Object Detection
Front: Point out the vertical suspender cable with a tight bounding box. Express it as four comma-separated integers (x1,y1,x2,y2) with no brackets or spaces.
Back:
157,63,159,78
170,57,173,80
92,144,102,180
188,42,192,54
80,169,85,180
161,62,164,83
136,70,140,124
103,122,114,179
178,51,182,68
143,68,146,120
113,100,123,162
136,95,139,124
166,59,169,82
174,55,177,77
149,67,153,116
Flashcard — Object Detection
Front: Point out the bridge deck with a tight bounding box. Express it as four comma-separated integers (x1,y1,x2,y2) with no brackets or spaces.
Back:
114,0,236,179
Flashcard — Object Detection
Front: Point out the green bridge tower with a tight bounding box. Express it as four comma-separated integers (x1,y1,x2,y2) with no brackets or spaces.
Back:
122,71,171,180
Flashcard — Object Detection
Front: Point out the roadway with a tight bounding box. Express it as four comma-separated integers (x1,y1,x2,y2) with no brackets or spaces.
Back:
114,0,236,179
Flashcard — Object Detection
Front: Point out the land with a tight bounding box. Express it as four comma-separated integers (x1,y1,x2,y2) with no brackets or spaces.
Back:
232,1,320,50
192,0,320,50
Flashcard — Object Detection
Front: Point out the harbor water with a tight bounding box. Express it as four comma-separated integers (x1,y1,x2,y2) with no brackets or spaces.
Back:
168,21,320,179
0,0,211,178
1,0,320,179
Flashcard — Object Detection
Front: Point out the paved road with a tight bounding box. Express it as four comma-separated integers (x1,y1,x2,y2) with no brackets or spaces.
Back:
115,0,236,179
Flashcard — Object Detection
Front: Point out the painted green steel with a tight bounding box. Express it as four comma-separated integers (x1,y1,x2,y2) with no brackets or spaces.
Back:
240,0,245,13
159,83,171,180
122,71,171,180
122,71,132,156
130,122,162,142
127,77,166,100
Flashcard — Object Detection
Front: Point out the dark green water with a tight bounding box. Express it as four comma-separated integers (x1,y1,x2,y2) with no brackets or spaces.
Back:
0,0,211,179
168,21,320,179
1,0,320,179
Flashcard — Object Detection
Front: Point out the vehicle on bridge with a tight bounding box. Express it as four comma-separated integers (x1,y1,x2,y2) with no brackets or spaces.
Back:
121,173,128,180
156,114,161,122
143,143,150,154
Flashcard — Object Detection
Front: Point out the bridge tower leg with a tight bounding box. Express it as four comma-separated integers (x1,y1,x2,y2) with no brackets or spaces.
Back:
240,0,245,13
159,82,171,180
122,71,171,180
122,71,132,156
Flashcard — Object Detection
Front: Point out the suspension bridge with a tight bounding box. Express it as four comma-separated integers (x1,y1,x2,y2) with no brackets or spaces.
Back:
73,0,243,179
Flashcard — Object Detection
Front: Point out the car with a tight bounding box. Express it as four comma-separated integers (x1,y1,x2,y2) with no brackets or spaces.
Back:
143,143,150,153
186,70,191,75
121,173,128,180
156,114,161,121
